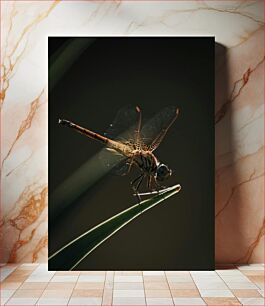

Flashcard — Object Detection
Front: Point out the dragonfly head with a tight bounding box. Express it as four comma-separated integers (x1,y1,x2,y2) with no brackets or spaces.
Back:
156,163,172,181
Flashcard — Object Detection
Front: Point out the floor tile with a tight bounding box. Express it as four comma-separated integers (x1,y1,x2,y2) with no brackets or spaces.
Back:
237,264,264,270
38,264,49,269
6,297,38,305
0,282,22,290
104,280,114,290
104,272,114,289
144,276,167,282
191,270,217,274
168,282,197,289
146,297,174,305
25,276,54,283
80,271,106,275
258,289,264,297
74,282,104,290
190,271,217,276
55,271,80,276
114,276,143,283
10,269,33,276
26,272,54,278
68,297,102,305
0,266,18,282
145,289,172,298
12,289,43,298
0,289,15,298
31,270,54,276
40,289,72,298
195,281,228,290
199,289,234,297
203,297,241,305
170,289,200,297
191,275,223,280
37,298,69,305
255,282,264,290
105,271,115,278
19,282,48,290
30,269,54,274
173,297,206,305
143,271,165,276
112,296,146,305
192,277,224,284
238,297,265,305
167,275,193,282
4,275,28,283
115,271,142,276
0,290,15,305
45,282,76,290
226,282,258,289
247,275,264,282
216,269,244,276
240,270,264,276
114,282,144,290
19,264,38,269
232,289,262,297
50,275,78,282
144,282,169,290
71,289,103,297
1,297,10,305
102,288,112,305
165,271,190,275
113,289,145,297
219,275,251,282
78,275,105,282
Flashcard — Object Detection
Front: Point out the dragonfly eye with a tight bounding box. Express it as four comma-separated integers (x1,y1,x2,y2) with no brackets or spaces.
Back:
156,164,172,181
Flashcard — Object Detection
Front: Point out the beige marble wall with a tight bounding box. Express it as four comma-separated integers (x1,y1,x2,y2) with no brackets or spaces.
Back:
1,1,264,263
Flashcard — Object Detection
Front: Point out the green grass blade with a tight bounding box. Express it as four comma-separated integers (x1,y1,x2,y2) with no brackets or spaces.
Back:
48,184,181,270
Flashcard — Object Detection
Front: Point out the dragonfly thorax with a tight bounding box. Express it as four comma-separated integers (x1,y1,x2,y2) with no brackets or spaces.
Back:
132,151,172,182
132,150,159,175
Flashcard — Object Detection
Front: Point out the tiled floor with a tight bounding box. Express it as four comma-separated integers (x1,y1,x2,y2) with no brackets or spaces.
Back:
0,264,264,305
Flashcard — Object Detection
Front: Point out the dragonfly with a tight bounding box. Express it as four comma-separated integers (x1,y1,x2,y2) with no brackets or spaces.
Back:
58,105,180,202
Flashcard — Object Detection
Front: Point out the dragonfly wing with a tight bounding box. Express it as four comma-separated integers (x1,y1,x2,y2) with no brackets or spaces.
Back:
104,105,140,144
98,146,126,171
99,105,140,176
112,158,132,176
140,106,179,152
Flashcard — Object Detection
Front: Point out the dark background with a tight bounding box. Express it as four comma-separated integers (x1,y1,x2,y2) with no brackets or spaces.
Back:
48,37,214,270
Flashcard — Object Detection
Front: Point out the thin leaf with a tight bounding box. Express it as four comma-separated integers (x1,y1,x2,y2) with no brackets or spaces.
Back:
48,184,181,270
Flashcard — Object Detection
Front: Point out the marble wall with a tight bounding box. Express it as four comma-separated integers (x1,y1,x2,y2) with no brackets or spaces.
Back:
1,1,264,263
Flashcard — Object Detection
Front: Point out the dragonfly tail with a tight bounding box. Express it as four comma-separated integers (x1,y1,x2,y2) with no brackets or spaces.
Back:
58,118,108,145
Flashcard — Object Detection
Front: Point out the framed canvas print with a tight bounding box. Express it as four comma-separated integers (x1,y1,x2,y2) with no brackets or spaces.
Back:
48,37,214,270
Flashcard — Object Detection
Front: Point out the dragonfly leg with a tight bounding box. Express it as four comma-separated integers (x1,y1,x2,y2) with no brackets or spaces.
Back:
135,175,144,213
130,173,144,210
135,175,144,193
134,106,142,149
147,175,152,190
127,158,134,174
131,174,143,187
153,177,166,193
